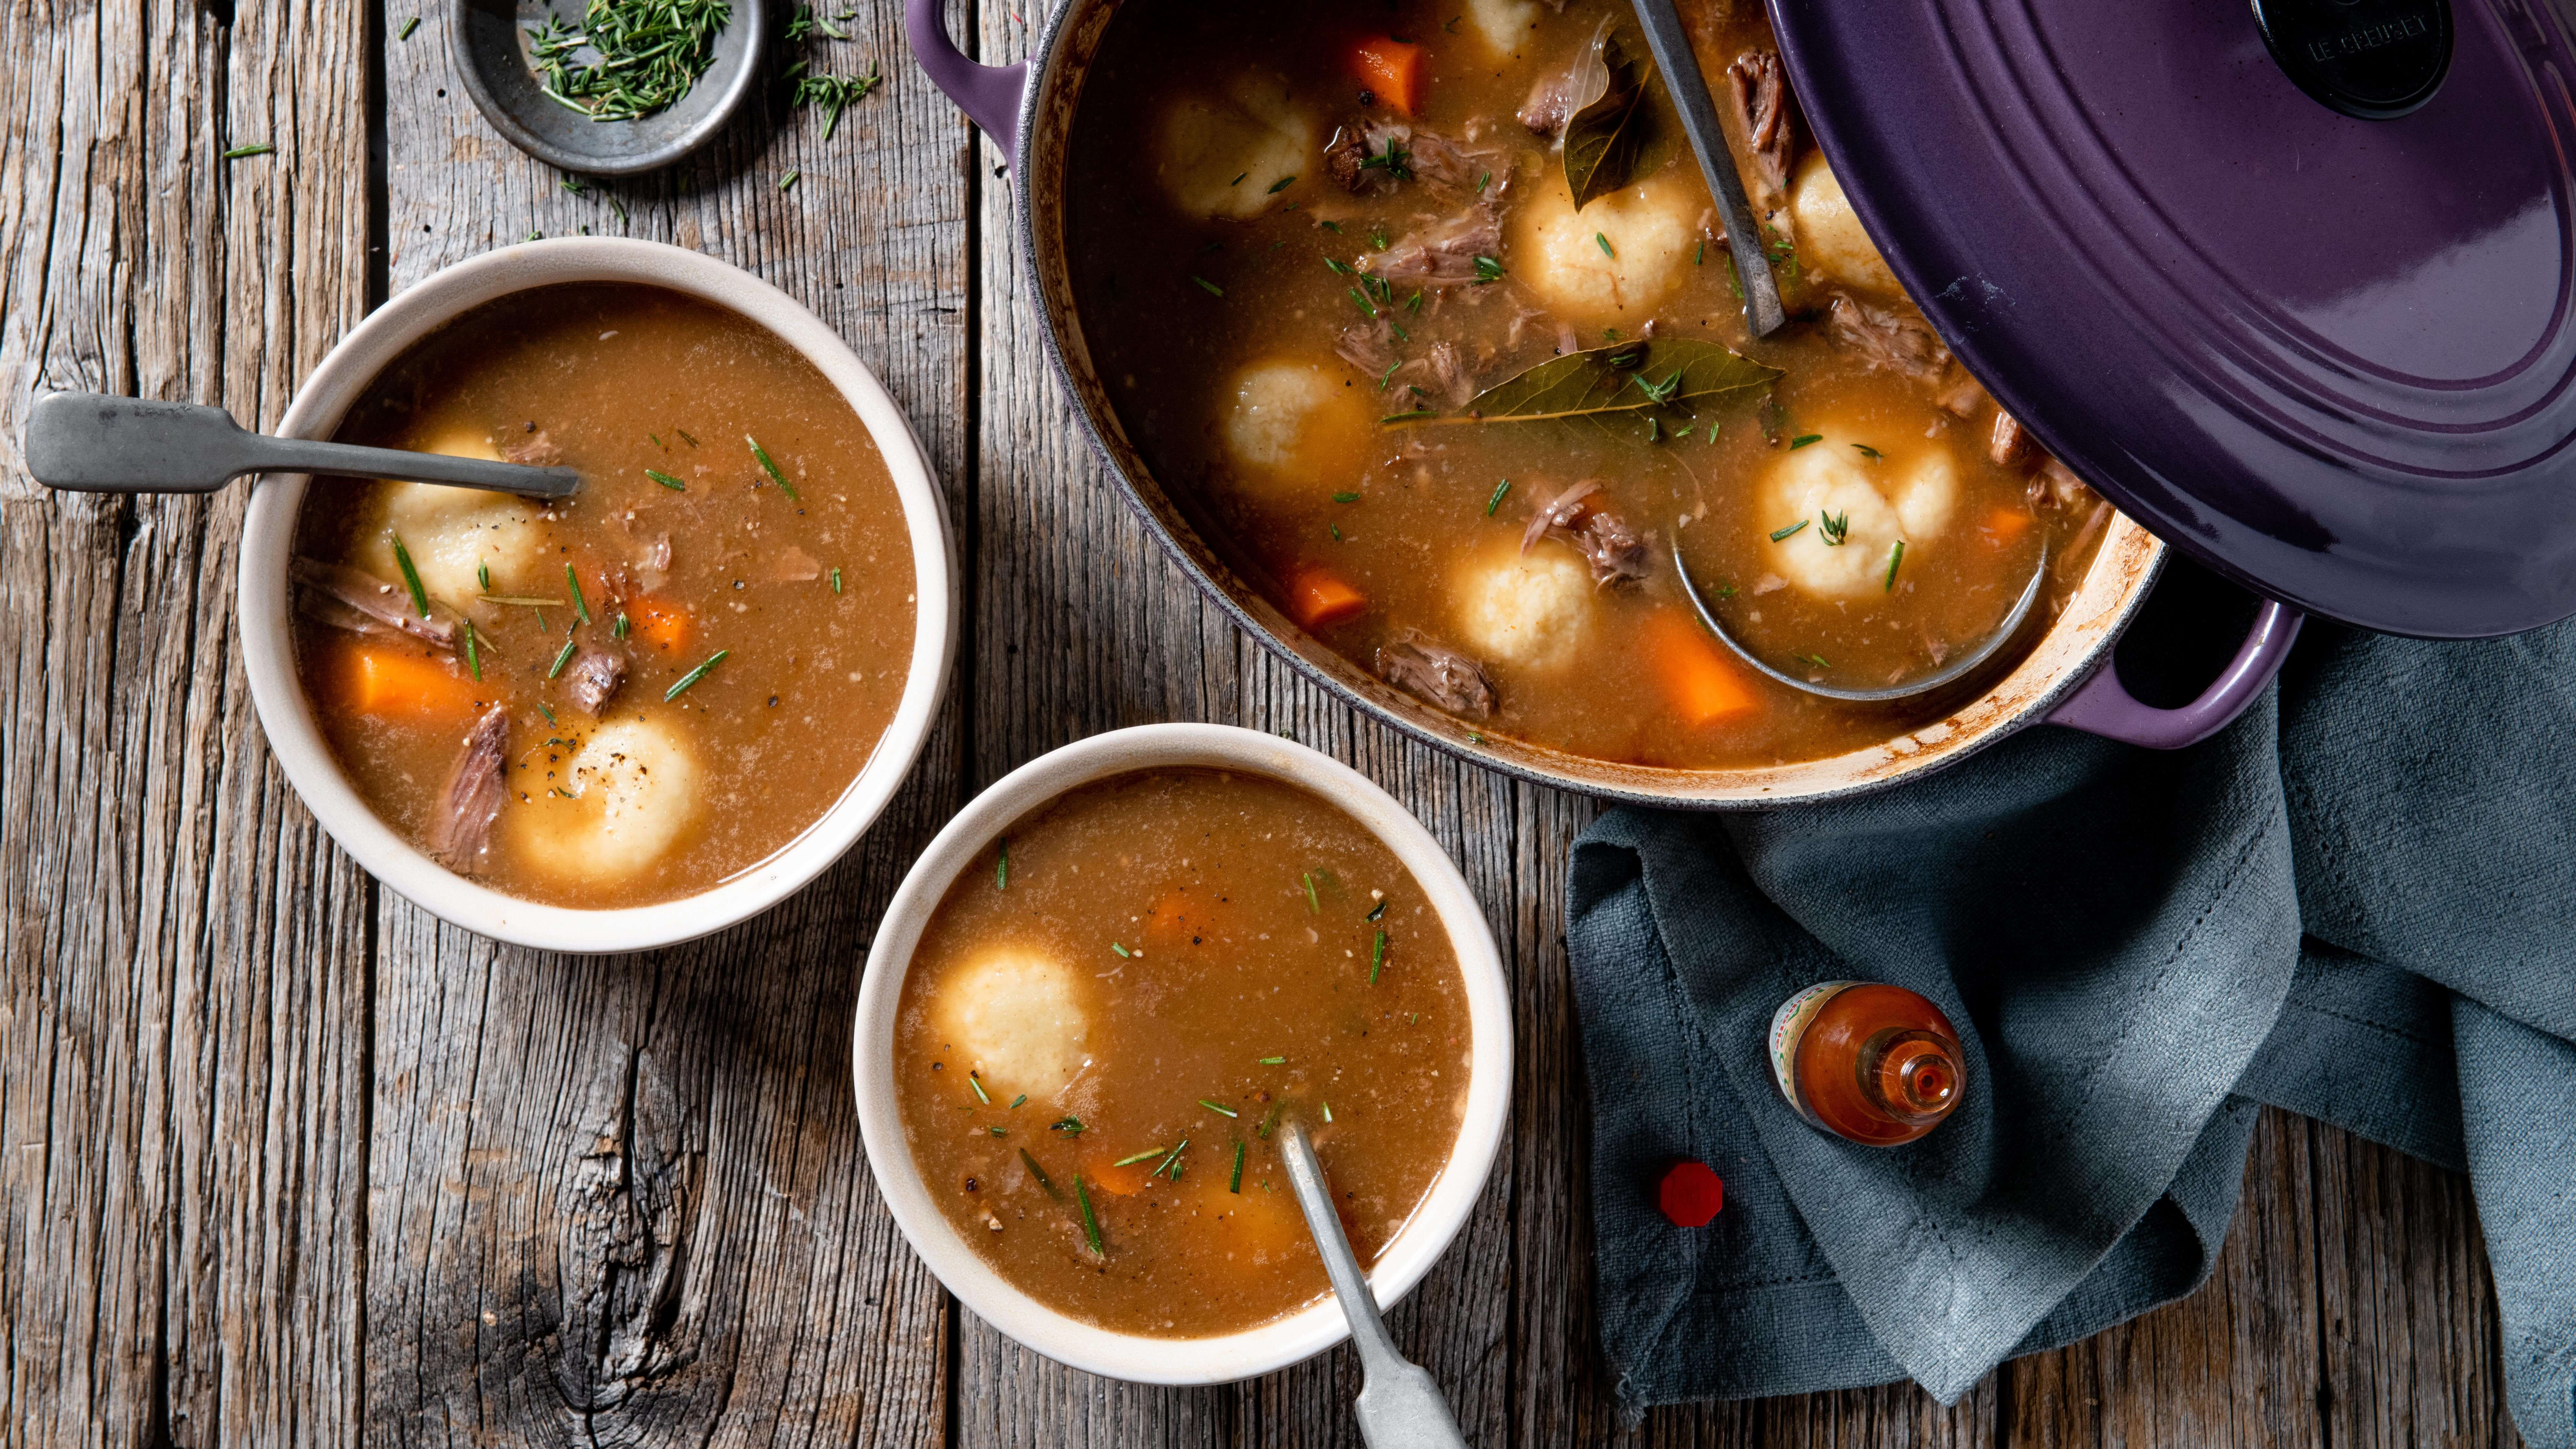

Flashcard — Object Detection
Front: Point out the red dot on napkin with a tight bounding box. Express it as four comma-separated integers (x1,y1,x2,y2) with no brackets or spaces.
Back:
1657,1160,1724,1227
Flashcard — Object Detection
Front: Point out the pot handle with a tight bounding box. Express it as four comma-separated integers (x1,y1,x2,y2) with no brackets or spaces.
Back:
904,0,1027,168
2046,599,2305,749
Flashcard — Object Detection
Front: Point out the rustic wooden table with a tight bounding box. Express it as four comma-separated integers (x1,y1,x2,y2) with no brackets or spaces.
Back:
0,3,2530,1445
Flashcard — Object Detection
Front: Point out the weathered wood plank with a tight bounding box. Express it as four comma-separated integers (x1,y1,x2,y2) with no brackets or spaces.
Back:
0,2,373,1446
365,5,966,1444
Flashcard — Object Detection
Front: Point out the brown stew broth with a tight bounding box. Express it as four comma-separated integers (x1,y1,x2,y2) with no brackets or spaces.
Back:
893,770,1469,1338
1061,0,2107,768
290,284,916,907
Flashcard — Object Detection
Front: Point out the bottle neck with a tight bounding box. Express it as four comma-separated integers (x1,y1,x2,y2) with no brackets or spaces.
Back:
1857,1028,1963,1126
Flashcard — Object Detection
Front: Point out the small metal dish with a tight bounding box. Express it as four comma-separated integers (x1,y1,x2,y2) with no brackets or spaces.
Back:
449,0,768,177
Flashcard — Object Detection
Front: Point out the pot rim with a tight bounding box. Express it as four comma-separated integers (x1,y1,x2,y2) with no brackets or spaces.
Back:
238,238,959,953
998,6,2159,810
849,722,1514,1384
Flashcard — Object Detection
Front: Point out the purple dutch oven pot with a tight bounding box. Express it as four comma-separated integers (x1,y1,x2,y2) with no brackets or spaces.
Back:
902,0,2576,806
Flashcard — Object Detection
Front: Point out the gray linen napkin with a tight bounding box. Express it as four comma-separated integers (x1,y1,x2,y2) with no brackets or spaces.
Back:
1567,590,2576,1446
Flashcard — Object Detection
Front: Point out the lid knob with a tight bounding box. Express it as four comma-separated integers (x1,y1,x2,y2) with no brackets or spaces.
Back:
2252,0,2453,120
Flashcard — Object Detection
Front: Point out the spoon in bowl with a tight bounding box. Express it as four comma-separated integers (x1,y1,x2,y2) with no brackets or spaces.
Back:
1671,534,2051,702
25,392,579,500
1278,1118,1471,1449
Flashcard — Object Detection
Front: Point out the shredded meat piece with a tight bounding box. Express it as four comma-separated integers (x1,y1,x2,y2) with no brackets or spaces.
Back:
2030,454,2094,511
1523,479,1652,585
1520,14,1613,140
1935,370,1986,418
1328,119,1492,196
1336,318,1399,377
1421,342,1477,408
1989,410,2036,470
1725,51,1796,204
563,648,627,717
1822,292,1952,382
1368,204,1503,287
428,707,509,870
291,557,455,648
501,429,563,467
1377,631,1497,718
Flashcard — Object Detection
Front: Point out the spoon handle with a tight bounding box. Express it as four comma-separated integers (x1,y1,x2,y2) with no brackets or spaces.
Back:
1628,0,1787,337
26,393,578,500
1279,1121,1471,1449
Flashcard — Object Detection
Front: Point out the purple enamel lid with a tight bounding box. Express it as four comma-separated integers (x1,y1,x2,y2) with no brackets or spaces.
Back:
1769,0,2576,638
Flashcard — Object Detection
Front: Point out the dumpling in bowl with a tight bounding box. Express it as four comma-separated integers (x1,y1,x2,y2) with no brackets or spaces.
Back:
1451,539,1595,670
1760,433,1958,600
1510,169,1702,327
1156,74,1313,221
925,948,1093,1106
506,716,701,885
354,424,545,607
1788,152,1902,299
1220,357,1374,494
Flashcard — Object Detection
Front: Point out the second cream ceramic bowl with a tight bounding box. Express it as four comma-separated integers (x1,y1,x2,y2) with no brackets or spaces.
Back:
238,239,958,954
851,723,1513,1384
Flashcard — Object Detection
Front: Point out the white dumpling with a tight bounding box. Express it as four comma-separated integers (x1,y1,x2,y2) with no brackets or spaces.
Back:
1788,151,1901,298
1220,357,1372,493
356,425,544,606
1511,170,1702,326
927,949,1092,1105
505,716,700,884
1760,434,1958,600
1452,540,1595,670
1463,0,1540,58
1156,74,1313,221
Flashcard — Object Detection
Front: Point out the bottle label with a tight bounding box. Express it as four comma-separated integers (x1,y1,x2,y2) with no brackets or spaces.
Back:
1768,980,1859,1124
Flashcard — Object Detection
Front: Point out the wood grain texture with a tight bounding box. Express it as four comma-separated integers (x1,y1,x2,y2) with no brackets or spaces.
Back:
0,0,2540,1445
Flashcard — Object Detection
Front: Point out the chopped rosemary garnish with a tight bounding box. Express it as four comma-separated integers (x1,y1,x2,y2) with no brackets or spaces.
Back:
1486,479,1512,515
1695,239,1705,265
1051,1115,1084,1135
968,1071,990,1105
527,0,729,123
1329,522,1343,542
398,15,420,39
478,561,491,591
1151,1138,1190,1179
1268,174,1297,194
1853,443,1884,460
1473,254,1504,283
778,169,801,192
1231,171,1247,186
646,467,687,490
1323,256,1354,277
1190,274,1224,297
1257,1103,1284,1139
1320,219,1343,233
537,701,558,726
676,428,699,446
547,638,578,679
1332,490,1361,503
1019,1149,1063,1201
1370,928,1388,983
1800,652,1832,669
1110,940,1131,958
1355,136,1413,179
1595,232,1614,257
790,67,883,141
1227,1141,1248,1193
1770,518,1811,542
746,435,801,501
389,536,430,616
1259,1055,1286,1065
463,620,482,681
1303,871,1319,913
613,612,630,639
1636,370,1684,405
1076,1175,1103,1255
1347,285,1380,319
1477,169,1491,192
1885,539,1906,591
1200,1099,1240,1118
986,1126,1006,1138
1009,1093,1027,1109
664,648,730,700
995,838,1009,889
1367,898,1388,922
1818,510,1851,546
1111,1147,1166,1167
221,142,273,160
1789,433,1824,449
566,565,591,623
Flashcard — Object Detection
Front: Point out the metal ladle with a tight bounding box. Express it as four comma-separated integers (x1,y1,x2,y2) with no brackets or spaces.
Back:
25,392,579,501
1673,535,2052,702
1278,1119,1470,1449
1628,0,1787,338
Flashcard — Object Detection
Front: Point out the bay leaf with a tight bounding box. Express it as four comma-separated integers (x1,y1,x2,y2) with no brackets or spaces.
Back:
1563,24,1652,210
1452,338,1783,424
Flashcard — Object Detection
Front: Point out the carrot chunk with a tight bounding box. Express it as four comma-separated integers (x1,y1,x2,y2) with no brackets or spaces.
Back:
1350,37,1426,116
1647,610,1759,726
331,640,482,721
628,595,690,654
1984,506,2036,542
1285,567,1369,631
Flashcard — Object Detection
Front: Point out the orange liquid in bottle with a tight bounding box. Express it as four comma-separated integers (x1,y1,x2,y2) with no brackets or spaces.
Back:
1767,982,1966,1146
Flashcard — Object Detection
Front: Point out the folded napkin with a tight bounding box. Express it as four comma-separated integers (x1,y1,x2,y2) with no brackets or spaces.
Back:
1567,566,2576,1448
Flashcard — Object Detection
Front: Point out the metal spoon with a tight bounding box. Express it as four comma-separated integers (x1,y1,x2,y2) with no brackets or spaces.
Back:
24,393,579,500
1278,1119,1470,1449
1672,534,2051,702
1628,0,1787,338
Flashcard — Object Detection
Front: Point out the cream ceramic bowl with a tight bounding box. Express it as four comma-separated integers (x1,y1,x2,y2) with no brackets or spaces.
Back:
238,239,957,954
852,723,1512,1384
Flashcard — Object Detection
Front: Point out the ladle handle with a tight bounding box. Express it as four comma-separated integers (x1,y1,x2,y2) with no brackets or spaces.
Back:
1629,0,1787,336
904,0,1027,168
2048,599,2305,750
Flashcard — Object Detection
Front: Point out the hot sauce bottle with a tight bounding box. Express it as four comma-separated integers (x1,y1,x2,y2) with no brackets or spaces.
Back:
1767,982,1966,1146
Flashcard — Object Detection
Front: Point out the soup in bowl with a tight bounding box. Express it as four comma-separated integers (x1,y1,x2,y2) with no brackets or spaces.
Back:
852,724,1511,1382
239,240,956,952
